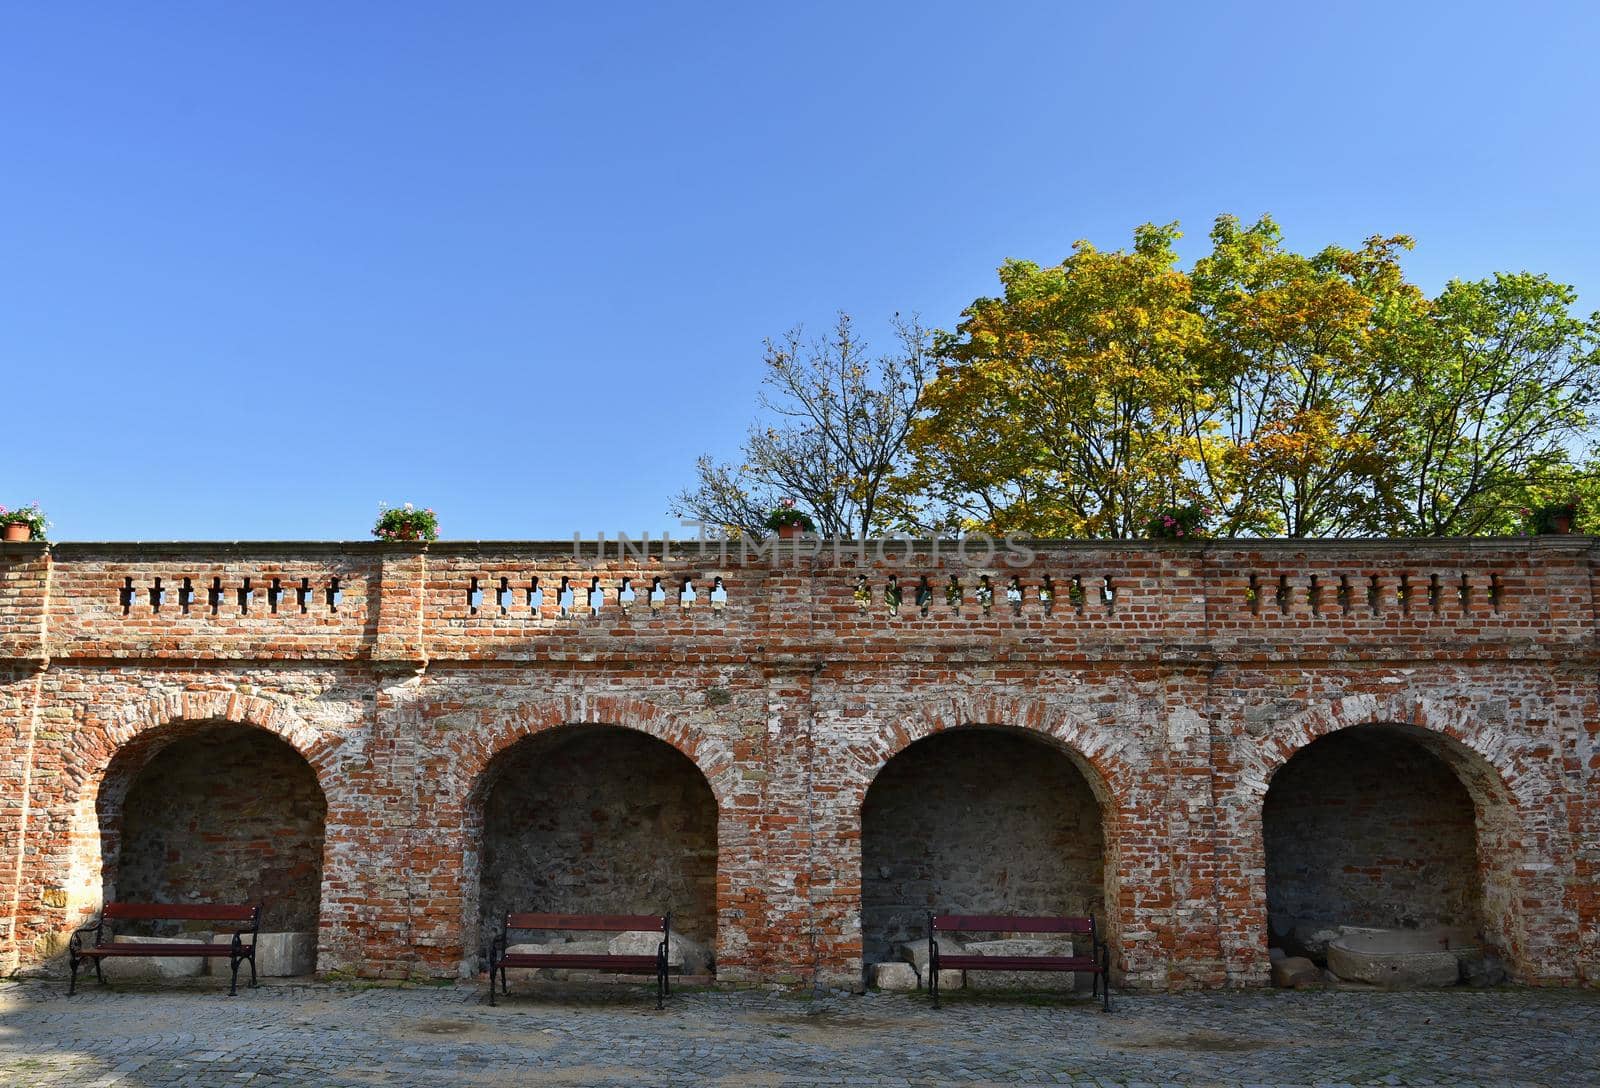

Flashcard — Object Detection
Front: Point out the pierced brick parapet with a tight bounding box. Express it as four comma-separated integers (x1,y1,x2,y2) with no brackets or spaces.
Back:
4,537,1594,666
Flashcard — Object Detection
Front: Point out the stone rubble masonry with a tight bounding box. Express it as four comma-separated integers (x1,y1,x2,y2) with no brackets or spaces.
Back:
0,537,1596,990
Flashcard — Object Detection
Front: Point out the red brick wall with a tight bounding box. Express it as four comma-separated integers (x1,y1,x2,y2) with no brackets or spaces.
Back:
0,536,1595,988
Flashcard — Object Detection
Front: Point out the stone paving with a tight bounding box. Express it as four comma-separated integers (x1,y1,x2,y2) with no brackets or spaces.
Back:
1,977,1596,1087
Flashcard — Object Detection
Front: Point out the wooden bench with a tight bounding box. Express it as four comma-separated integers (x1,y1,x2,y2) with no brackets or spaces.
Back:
69,903,261,996
928,912,1111,1011
488,912,672,1008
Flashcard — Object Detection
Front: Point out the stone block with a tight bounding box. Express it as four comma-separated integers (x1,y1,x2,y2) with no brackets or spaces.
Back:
101,935,210,981
608,930,711,974
245,931,316,977
1289,925,1344,961
1462,953,1506,987
962,938,1081,991
504,938,631,982
1271,956,1323,989
506,939,612,957
872,961,919,991
1326,930,1462,988
898,936,966,979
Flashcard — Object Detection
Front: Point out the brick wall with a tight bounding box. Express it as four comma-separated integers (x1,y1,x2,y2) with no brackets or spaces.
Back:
0,536,1595,988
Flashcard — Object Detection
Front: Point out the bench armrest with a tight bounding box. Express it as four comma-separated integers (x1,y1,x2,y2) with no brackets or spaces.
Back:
69,915,104,954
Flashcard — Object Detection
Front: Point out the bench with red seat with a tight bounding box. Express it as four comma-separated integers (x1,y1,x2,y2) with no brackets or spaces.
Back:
69,902,261,996
928,912,1111,1011
487,912,671,1008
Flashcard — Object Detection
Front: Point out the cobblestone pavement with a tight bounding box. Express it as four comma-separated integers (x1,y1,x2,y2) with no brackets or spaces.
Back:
1,977,1597,1087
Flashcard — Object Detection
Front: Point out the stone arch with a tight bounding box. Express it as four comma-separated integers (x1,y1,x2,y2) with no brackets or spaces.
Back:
1235,694,1549,813
459,698,730,976
1237,694,1572,982
852,696,1135,986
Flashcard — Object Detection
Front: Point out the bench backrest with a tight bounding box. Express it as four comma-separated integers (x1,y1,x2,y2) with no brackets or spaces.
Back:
931,914,1093,935
505,912,664,933
103,902,259,924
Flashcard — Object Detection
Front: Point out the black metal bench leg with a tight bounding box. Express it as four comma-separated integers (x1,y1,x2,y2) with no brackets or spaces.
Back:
229,954,241,997
68,954,79,996
1100,947,1111,1012
94,958,104,986
248,951,258,988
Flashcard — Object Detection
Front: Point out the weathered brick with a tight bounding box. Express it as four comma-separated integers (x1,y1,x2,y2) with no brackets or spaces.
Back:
0,536,1594,989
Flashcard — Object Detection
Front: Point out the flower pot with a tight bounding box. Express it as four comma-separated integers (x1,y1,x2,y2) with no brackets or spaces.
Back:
777,524,803,540
1551,513,1573,535
2,523,31,542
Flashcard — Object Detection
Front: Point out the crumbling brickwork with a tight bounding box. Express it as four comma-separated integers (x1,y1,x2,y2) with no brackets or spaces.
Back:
1,537,1596,989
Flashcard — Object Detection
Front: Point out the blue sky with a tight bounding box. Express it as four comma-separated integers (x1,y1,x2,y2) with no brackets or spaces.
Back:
4,2,1598,541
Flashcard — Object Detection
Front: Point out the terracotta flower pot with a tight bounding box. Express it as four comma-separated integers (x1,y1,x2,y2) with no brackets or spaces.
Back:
1552,513,1573,535
777,524,804,540
2,523,32,542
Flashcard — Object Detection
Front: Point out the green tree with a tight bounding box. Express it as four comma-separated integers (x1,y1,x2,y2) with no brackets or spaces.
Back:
1389,273,1600,536
1187,215,1428,537
904,223,1207,537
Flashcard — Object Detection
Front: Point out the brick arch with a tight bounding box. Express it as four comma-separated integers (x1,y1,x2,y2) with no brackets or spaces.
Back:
849,693,1137,814
454,695,733,975
1232,693,1574,983
459,694,737,810
68,688,341,806
852,694,1139,983
1232,693,1561,815
58,689,341,944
